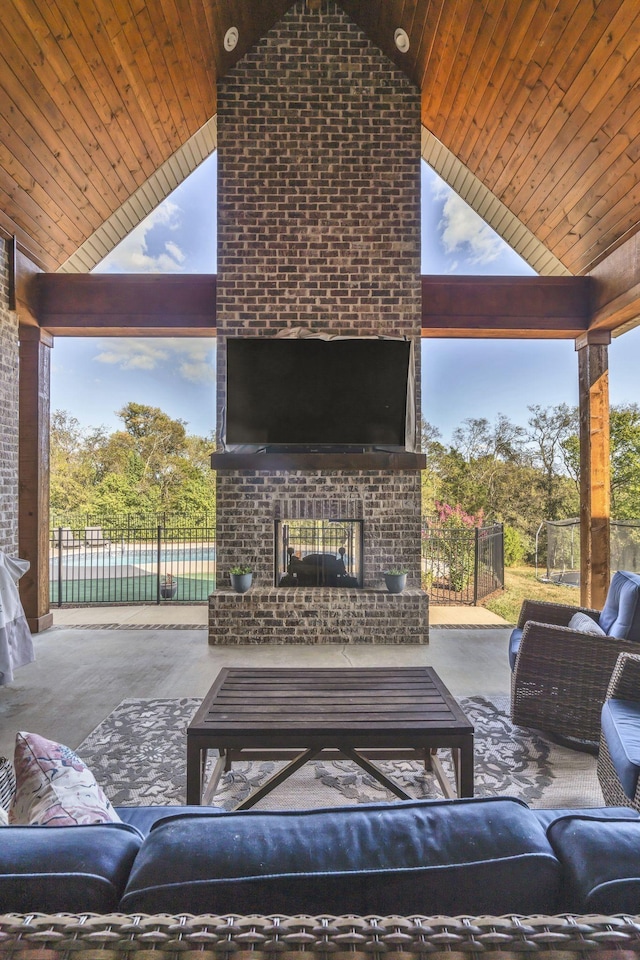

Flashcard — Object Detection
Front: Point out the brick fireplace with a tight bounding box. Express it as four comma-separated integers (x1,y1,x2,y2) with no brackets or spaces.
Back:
209,1,429,644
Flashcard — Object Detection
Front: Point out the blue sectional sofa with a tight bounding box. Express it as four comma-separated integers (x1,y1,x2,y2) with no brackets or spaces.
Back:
3,796,640,917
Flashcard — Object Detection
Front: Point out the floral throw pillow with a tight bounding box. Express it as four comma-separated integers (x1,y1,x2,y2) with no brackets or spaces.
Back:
9,731,121,826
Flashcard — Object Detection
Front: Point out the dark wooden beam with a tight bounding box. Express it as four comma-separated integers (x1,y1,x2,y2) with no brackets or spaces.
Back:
18,325,53,633
421,276,590,339
588,232,640,334
7,235,16,311
37,273,217,336
576,330,611,610
29,274,601,340
15,248,43,327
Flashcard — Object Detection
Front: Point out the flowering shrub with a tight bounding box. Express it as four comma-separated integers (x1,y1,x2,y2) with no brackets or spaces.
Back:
424,503,485,593
433,502,484,529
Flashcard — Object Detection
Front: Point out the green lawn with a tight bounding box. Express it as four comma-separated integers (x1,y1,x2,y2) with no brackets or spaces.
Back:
50,574,214,604
480,565,580,624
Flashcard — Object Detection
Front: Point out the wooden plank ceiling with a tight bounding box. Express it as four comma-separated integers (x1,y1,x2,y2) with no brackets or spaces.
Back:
1,0,640,277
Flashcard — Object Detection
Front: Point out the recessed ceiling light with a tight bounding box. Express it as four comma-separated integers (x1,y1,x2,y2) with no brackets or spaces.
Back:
224,27,239,52
394,28,410,53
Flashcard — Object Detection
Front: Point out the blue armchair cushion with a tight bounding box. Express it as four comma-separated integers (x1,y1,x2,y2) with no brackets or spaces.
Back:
601,698,640,800
548,815,640,913
599,571,640,640
120,797,561,917
509,614,604,674
508,627,522,670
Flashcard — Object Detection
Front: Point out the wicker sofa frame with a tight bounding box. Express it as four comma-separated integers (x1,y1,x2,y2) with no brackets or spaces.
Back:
598,651,640,811
510,598,639,744
2,913,640,960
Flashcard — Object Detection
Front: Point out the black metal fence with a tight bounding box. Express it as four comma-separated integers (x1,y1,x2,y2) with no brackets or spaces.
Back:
49,516,215,605
422,522,504,604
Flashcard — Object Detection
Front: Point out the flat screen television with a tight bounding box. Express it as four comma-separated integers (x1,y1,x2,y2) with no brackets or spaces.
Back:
223,336,415,452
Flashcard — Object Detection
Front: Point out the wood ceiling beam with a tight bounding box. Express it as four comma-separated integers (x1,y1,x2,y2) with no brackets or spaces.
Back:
28,273,605,340
36,273,217,337
588,231,640,334
421,276,590,338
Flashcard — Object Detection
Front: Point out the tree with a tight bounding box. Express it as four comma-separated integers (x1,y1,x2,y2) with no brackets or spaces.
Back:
526,403,579,520
561,403,640,520
50,411,94,516
50,404,216,521
610,404,640,519
445,415,528,519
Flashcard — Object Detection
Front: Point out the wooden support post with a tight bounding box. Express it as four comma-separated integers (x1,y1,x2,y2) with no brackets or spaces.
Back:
19,325,54,632
576,331,611,609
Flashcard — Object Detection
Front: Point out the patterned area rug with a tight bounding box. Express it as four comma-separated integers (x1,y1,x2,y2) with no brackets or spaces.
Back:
76,696,603,810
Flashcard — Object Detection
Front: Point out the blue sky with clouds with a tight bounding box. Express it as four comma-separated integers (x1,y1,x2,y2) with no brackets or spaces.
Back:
50,153,640,444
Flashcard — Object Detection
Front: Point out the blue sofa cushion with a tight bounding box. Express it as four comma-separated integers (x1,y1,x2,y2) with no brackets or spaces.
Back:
601,699,640,800
532,805,640,833
119,797,561,916
116,805,224,836
548,815,640,913
508,627,522,670
0,822,142,914
599,570,640,640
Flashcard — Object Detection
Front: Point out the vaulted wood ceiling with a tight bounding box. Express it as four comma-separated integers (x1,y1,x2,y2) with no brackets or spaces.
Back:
2,0,640,277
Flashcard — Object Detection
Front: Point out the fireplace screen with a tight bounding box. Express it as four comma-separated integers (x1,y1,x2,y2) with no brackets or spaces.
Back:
275,518,363,588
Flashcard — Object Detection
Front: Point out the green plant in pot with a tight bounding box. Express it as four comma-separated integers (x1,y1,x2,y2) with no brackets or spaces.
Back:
383,567,408,594
230,565,253,594
160,573,178,599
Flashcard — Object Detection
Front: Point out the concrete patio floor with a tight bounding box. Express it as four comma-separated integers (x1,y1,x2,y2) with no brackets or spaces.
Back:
0,602,512,761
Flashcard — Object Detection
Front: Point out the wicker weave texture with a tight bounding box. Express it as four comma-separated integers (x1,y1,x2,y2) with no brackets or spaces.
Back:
511,617,638,743
2,913,640,960
597,652,640,811
516,600,599,630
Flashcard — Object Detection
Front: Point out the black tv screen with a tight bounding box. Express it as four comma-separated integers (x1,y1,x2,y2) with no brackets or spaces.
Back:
224,336,414,452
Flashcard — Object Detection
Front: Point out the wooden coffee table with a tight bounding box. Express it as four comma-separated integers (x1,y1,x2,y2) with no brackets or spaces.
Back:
186,666,474,808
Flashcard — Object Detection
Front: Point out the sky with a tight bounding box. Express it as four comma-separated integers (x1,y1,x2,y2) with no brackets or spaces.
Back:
50,153,640,444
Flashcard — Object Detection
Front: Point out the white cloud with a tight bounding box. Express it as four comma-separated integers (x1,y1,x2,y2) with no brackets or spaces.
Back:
164,240,186,263
94,339,215,382
175,342,217,383
93,202,187,273
433,181,502,265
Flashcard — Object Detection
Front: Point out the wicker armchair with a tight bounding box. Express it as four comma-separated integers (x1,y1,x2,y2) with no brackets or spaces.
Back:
510,588,640,745
598,651,640,811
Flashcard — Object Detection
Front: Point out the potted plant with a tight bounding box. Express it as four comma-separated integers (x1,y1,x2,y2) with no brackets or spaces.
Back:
230,565,253,593
160,573,178,599
383,567,407,594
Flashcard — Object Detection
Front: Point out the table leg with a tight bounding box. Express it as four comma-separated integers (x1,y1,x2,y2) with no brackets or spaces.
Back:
456,736,475,798
202,752,228,806
429,751,456,800
186,737,203,805
235,747,322,810
341,747,412,800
